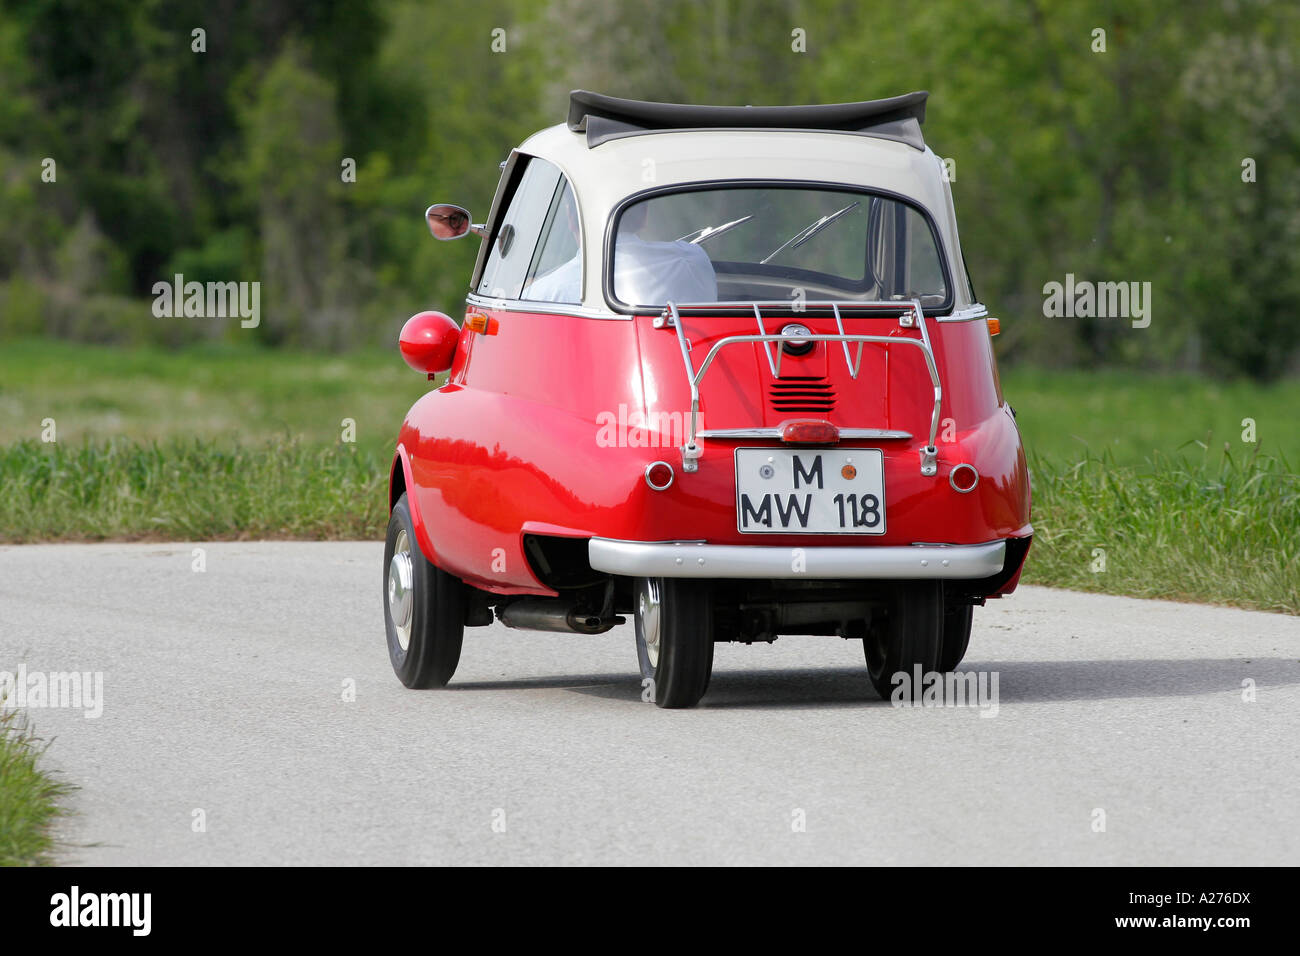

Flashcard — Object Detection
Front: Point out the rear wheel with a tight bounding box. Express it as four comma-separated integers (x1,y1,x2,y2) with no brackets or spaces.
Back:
864,581,943,701
635,577,714,708
384,493,465,688
938,603,974,672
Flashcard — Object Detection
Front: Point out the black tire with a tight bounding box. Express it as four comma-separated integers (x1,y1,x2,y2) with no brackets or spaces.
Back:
864,581,944,701
384,493,465,688
938,603,974,672
635,577,714,709
636,624,713,692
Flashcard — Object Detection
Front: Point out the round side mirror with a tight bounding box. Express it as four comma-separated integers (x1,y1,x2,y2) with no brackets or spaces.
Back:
425,204,473,241
399,311,461,376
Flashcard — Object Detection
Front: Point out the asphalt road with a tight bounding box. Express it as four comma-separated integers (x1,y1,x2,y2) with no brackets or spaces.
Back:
1,542,1297,866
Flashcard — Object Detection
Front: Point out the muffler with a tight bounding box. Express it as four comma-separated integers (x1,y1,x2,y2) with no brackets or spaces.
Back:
498,600,623,634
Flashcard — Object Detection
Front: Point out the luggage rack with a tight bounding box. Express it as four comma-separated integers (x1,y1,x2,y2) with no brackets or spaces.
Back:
655,299,942,476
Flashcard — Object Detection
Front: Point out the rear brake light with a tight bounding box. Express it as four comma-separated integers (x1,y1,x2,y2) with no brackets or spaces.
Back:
780,420,839,444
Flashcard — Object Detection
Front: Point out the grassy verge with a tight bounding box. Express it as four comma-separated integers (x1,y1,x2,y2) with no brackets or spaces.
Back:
1022,446,1299,614
1003,367,1300,465
0,438,386,542
0,709,69,866
0,338,426,451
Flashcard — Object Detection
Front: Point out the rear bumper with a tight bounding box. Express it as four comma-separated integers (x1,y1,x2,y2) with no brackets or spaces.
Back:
587,537,1007,580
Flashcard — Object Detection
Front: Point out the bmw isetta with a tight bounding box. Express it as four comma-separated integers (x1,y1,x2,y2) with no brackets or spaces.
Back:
385,90,1032,708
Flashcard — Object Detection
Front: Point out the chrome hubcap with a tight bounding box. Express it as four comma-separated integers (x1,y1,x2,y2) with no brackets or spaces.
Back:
637,578,662,669
388,530,414,651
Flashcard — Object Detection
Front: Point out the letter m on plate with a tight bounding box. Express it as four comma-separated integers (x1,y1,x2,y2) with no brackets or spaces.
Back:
740,494,772,528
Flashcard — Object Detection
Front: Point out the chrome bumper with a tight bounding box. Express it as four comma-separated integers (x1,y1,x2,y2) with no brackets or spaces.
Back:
588,538,1007,580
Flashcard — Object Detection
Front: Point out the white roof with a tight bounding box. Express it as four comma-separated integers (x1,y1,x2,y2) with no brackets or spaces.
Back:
506,123,972,313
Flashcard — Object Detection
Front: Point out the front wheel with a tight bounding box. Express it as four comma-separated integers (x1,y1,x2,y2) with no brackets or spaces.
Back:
635,577,714,709
864,581,943,701
384,493,465,688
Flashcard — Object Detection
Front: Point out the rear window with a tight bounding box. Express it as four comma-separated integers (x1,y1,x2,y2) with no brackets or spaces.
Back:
610,185,950,310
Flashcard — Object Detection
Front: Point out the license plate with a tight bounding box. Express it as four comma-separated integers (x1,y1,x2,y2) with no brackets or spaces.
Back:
735,448,886,534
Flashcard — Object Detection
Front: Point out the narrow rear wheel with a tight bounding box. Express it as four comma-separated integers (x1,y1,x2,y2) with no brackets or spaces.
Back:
864,581,944,701
635,577,714,708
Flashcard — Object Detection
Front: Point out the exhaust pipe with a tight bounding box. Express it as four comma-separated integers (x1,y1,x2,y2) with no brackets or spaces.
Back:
498,600,622,634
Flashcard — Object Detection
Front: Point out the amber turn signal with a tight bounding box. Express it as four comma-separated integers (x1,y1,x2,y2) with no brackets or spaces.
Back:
465,312,499,335
780,420,840,444
987,318,1001,336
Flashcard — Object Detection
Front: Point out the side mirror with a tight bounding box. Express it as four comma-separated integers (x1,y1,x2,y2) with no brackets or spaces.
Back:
399,311,461,377
425,203,483,241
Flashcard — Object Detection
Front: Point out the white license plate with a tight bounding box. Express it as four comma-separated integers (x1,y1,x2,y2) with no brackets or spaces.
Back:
735,448,886,534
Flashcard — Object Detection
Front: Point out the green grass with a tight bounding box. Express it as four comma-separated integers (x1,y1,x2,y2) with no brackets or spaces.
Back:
1,339,1297,613
0,438,388,542
1022,446,1299,614
1001,367,1300,466
1002,368,1300,613
0,709,70,866
0,338,428,453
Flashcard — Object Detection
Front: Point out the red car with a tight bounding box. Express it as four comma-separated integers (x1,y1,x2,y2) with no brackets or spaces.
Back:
385,90,1032,708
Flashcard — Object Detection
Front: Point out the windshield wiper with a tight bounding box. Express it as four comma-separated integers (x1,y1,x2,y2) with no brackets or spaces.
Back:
677,215,754,245
760,201,860,264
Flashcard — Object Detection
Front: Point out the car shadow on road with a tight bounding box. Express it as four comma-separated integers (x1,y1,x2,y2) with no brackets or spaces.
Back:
450,673,642,700
957,657,1299,705
449,658,1299,709
573,657,1299,709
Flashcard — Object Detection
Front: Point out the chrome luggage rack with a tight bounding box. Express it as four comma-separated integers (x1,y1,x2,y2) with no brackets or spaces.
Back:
655,299,942,476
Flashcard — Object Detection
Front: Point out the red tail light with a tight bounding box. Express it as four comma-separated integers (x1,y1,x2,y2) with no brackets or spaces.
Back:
780,420,839,444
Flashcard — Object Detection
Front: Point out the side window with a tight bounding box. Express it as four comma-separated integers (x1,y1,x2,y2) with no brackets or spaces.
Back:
867,197,948,303
477,157,562,299
866,197,893,295
904,207,945,302
522,181,581,304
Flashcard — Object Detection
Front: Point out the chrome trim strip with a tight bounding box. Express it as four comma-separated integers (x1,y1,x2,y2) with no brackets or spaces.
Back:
935,303,989,323
840,428,913,440
695,427,912,440
588,538,1007,580
461,294,990,325
464,292,625,320
655,300,926,321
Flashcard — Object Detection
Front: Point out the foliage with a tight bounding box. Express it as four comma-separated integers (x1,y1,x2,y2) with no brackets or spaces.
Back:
0,0,1296,376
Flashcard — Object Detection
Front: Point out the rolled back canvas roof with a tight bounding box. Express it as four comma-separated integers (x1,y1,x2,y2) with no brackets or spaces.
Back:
567,89,929,150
